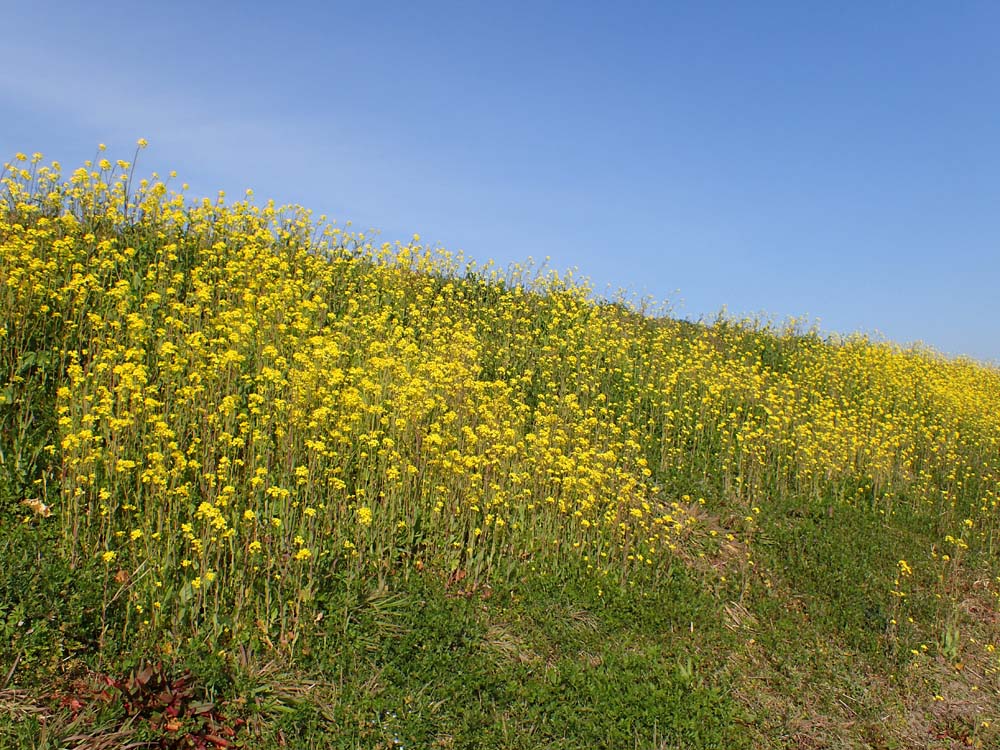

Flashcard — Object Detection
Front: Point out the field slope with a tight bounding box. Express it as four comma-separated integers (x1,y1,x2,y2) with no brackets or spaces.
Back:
2,150,1000,748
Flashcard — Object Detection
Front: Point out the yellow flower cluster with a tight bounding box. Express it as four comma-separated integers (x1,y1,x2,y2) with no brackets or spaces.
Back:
3,147,999,648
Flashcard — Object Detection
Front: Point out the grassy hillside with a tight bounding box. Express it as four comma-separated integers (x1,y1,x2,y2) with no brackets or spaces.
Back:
2,147,1000,748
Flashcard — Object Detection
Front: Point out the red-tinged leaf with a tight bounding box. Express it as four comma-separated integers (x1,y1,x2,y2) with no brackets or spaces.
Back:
137,664,154,685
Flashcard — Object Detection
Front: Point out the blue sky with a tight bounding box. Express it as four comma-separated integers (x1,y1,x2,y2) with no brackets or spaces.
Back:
3,1,998,362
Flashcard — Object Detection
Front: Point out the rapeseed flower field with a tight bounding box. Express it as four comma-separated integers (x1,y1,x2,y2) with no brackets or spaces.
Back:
3,146,1000,748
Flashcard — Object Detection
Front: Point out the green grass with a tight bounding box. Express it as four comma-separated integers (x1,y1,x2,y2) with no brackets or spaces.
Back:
5,505,996,748
0,556,748,749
